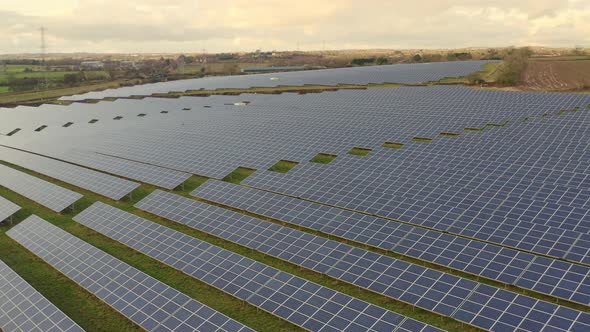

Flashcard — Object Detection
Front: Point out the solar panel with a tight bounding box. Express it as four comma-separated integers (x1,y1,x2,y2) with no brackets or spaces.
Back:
134,190,590,331
6,215,254,332
59,61,495,101
0,259,84,332
192,180,590,305
74,202,442,332
0,164,82,213
58,149,192,190
0,196,20,222
0,147,139,200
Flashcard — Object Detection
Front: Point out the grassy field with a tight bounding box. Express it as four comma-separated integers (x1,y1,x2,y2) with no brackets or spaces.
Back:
178,62,274,75
0,81,125,105
437,62,501,84
522,59,590,91
0,65,108,84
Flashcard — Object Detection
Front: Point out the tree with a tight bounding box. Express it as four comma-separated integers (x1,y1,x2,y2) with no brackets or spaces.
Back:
375,57,388,65
412,54,422,62
496,47,532,86
222,63,240,75
63,73,83,85
351,58,375,66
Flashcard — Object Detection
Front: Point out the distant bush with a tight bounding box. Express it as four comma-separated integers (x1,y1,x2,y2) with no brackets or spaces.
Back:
351,58,376,66
412,54,422,62
496,47,532,86
446,52,473,61
375,57,389,65
7,77,43,91
218,53,236,60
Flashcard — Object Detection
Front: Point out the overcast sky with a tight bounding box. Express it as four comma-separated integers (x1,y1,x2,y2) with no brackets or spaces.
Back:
1,0,589,54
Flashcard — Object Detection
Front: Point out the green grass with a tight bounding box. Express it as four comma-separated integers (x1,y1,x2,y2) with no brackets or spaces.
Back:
0,81,123,105
412,137,433,143
310,153,337,164
464,127,483,132
0,86,9,93
440,132,460,137
175,175,209,192
0,66,108,85
347,147,372,156
268,160,299,173
222,167,256,184
382,142,404,149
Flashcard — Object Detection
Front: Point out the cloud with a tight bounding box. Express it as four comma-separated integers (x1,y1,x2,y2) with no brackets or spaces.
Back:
0,0,588,54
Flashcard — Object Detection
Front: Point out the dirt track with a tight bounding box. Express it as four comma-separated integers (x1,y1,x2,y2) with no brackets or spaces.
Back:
523,60,590,91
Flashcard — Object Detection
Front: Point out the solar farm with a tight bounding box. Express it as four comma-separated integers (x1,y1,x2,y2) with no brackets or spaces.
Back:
0,61,589,332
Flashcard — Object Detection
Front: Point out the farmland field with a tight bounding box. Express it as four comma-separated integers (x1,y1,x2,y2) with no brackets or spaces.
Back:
523,60,590,90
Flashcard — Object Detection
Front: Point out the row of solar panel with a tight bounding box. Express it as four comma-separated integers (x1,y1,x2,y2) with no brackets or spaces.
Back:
59,61,494,100
0,164,82,213
4,86,588,182
6,212,441,332
6,215,256,332
192,179,590,305
241,111,590,266
0,147,139,200
7,85,580,136
129,190,590,331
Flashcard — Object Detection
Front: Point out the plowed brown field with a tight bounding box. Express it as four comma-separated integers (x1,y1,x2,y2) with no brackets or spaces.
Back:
523,60,590,91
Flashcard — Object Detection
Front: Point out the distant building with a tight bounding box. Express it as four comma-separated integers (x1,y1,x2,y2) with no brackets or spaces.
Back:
120,61,137,69
80,61,104,70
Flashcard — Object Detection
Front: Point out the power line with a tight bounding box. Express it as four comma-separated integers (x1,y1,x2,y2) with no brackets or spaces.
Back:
40,27,48,92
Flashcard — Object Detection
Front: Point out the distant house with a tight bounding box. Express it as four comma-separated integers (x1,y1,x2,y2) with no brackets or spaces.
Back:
80,61,104,70
119,61,137,69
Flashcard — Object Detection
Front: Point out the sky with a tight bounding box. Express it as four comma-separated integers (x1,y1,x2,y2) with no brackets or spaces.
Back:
1,0,589,54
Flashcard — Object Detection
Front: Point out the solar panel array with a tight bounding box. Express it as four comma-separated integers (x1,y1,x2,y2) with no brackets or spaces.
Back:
3,86,589,181
6,215,254,332
135,189,590,331
0,164,82,212
192,179,590,305
0,147,139,200
0,196,20,221
241,116,590,264
0,259,84,332
74,202,441,332
59,61,494,101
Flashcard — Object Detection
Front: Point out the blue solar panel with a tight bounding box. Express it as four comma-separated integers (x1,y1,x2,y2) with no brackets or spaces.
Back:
0,259,84,332
134,190,590,331
74,202,442,332
0,147,139,200
0,196,20,222
192,179,590,305
0,164,82,212
7,215,254,332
